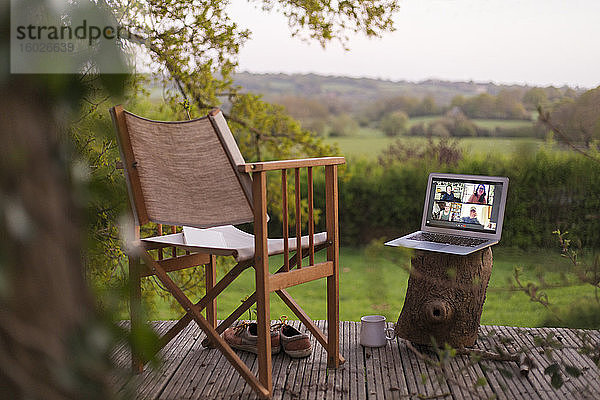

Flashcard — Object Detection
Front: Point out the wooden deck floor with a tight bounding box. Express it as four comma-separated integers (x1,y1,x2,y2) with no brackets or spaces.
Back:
112,321,600,399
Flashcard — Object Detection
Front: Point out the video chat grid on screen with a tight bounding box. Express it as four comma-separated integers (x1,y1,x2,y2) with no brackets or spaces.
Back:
427,179,500,232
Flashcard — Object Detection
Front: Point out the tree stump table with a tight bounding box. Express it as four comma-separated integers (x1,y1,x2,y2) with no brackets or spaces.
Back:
395,247,492,348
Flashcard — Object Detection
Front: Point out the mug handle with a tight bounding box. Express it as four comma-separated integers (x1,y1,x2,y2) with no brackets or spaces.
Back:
385,327,396,340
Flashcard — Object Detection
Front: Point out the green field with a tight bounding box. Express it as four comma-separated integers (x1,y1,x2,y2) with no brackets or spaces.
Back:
472,118,534,130
325,116,539,158
325,136,543,158
146,246,595,328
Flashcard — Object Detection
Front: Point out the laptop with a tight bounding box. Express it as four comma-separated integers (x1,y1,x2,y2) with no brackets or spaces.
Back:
385,173,509,255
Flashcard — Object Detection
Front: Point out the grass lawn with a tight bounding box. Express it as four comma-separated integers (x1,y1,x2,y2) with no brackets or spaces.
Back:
146,246,595,328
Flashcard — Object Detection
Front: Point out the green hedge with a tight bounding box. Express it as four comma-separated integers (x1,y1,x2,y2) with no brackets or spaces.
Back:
332,151,600,249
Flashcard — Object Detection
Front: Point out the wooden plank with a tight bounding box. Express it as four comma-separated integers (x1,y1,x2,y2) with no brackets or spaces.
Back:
111,321,167,392
198,326,238,398
380,321,409,398
271,327,290,399
324,320,338,400
345,321,360,400
161,327,220,400
140,253,210,277
301,319,321,400
201,338,251,400
239,157,346,173
239,353,260,400
510,325,569,399
416,344,452,398
302,320,336,399
364,340,385,399
137,321,201,399
395,338,419,398
386,323,410,398
540,327,600,398
219,334,259,399
269,261,333,292
340,321,351,398
449,329,498,400
496,325,553,400
491,325,536,400
400,339,438,398
282,320,306,400
115,322,600,399
444,344,476,400
475,325,529,400
546,327,600,375
314,320,330,400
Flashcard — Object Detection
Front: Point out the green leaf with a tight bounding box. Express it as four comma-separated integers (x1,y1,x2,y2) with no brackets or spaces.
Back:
544,363,560,376
421,373,427,385
474,377,487,387
550,372,564,389
498,367,513,378
564,365,582,378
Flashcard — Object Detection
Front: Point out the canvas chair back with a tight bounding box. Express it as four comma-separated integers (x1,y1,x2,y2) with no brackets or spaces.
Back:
111,106,254,228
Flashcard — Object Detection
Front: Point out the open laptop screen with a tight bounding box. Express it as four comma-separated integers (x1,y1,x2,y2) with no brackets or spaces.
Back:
425,176,506,234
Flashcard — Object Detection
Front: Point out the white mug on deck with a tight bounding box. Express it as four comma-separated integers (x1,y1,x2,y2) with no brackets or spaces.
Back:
360,315,396,347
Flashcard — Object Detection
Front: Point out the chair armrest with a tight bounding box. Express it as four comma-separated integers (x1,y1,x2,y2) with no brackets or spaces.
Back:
238,157,345,173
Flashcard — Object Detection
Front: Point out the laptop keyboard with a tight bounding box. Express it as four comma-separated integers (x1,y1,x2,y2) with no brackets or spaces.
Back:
408,232,487,247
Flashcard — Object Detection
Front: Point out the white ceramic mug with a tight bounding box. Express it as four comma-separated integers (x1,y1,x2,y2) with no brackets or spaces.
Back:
360,315,396,347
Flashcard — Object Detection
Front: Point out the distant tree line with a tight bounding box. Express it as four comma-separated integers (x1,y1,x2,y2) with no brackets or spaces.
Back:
537,86,600,149
270,85,580,138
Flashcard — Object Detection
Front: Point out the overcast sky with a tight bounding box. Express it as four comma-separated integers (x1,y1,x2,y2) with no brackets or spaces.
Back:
228,0,600,88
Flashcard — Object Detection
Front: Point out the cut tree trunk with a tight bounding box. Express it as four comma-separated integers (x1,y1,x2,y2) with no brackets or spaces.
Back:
395,248,493,348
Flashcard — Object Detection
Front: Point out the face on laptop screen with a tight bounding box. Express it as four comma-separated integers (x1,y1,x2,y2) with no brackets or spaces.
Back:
425,178,505,234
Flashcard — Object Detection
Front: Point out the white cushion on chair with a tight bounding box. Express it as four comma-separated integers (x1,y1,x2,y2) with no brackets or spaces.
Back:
141,225,328,262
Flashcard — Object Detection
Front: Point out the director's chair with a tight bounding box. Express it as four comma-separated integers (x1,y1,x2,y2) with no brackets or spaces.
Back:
110,105,345,398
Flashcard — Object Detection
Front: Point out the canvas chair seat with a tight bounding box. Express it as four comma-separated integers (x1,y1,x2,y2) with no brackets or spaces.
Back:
142,225,328,262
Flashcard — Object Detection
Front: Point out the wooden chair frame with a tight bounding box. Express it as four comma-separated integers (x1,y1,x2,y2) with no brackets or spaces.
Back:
110,105,345,399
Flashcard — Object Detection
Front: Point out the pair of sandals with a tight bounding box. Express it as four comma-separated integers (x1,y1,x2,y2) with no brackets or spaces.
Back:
223,316,312,358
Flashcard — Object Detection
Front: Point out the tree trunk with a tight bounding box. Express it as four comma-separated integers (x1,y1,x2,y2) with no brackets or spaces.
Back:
395,248,493,348
0,74,114,398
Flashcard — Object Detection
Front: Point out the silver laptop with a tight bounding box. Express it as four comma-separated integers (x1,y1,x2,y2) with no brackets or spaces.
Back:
385,173,509,255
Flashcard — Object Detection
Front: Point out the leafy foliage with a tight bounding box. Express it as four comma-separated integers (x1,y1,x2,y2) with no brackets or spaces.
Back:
337,145,600,248
77,0,399,316
539,87,600,149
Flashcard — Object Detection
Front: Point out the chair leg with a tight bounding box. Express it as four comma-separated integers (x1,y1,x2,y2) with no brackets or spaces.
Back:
129,255,144,373
205,254,217,329
325,165,341,369
139,251,270,398
255,261,272,394
253,170,273,395
326,273,340,368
